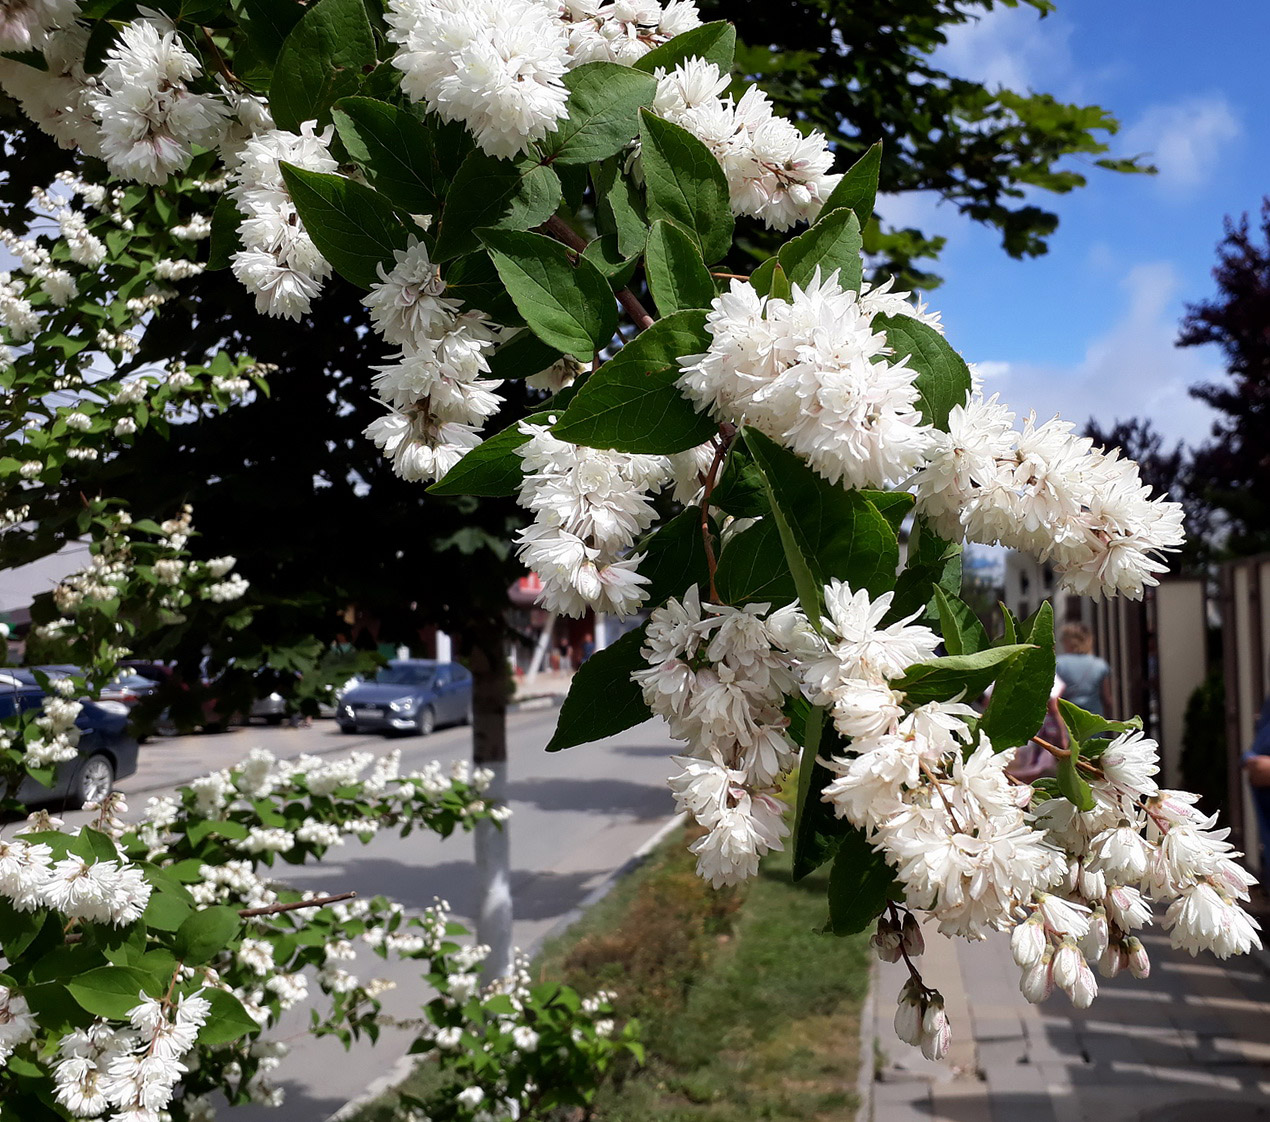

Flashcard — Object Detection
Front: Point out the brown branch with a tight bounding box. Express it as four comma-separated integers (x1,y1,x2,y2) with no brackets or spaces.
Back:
200,28,240,87
238,891,356,918
919,760,965,834
887,903,928,991
541,215,655,332
710,272,750,280
1031,736,1101,777
700,437,728,603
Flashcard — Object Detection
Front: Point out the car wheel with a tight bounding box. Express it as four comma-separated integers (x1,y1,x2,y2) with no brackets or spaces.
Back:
338,722,357,734
76,754,115,807
264,714,286,726
416,706,436,737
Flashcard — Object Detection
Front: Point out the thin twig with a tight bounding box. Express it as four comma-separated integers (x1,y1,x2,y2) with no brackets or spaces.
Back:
887,903,928,990
541,215,656,332
918,761,964,834
700,436,729,602
710,272,750,280
1031,736,1101,776
238,891,356,918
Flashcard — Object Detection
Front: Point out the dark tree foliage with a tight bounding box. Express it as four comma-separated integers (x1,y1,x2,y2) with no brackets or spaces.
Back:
714,0,1150,287
1179,199,1270,557
1082,417,1210,570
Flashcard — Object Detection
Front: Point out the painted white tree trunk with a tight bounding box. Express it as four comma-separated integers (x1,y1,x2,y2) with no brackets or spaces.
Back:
474,759,513,982
524,610,557,686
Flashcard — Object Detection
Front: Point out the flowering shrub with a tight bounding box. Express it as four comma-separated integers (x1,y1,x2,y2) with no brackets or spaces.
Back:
0,0,1259,1098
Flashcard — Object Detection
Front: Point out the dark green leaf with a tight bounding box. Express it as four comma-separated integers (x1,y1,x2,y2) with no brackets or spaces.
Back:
892,645,1035,706
932,585,990,657
581,235,639,288
818,142,882,235
789,701,850,879
553,310,714,452
546,626,652,751
174,905,241,965
633,21,736,74
68,966,162,1019
1056,741,1095,811
827,828,894,935
639,506,711,607
0,899,49,959
645,220,717,314
639,109,733,264
269,0,376,131
1056,699,1143,748
980,602,1055,749
748,257,791,300
279,164,409,289
875,314,973,430
428,410,554,497
862,489,915,533
504,164,563,231
777,207,863,291
543,62,656,165
479,228,618,361
142,889,192,933
486,331,563,381
205,195,241,272
888,516,962,624
433,151,523,261
198,988,261,1045
592,160,647,259
332,97,442,215
715,518,796,607
711,443,769,519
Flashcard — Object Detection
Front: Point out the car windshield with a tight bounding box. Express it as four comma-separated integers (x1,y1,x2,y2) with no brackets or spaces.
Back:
109,673,153,689
375,665,434,687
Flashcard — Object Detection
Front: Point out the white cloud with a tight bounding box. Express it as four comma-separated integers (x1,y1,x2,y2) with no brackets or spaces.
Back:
1121,96,1242,196
968,261,1224,446
936,5,1075,93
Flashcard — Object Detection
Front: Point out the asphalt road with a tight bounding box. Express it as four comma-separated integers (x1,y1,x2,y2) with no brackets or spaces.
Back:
71,710,682,1119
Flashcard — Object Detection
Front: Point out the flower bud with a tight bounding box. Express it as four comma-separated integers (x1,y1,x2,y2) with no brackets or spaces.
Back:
1051,940,1082,993
1078,864,1107,902
900,912,925,957
1069,957,1098,1009
920,995,951,1061
871,915,902,963
1097,941,1124,978
1125,936,1151,979
1019,950,1053,1004
1010,915,1046,968
1079,906,1109,961
894,980,923,1046
1036,893,1091,939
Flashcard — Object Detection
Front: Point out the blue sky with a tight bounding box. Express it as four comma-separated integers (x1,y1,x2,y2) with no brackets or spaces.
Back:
876,0,1269,447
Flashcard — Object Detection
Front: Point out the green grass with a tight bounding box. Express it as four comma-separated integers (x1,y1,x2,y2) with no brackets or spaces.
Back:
361,820,872,1121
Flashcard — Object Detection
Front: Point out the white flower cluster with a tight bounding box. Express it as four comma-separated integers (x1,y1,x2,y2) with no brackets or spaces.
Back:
652,57,841,230
633,587,802,886
363,239,502,483
557,0,700,65
514,421,674,617
386,0,571,158
229,122,337,320
913,393,1187,600
26,693,82,766
0,24,100,154
0,270,39,341
680,271,940,489
0,834,151,924
0,0,78,51
0,984,37,1066
90,21,227,184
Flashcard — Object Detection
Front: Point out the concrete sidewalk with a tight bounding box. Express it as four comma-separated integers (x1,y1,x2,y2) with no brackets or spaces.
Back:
865,921,1270,1122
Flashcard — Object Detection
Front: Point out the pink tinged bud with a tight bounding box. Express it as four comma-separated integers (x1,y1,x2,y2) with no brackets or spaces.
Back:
1051,941,1082,994
1078,865,1107,901
1069,958,1098,1009
1097,942,1125,978
1126,937,1151,979
901,912,925,957
1010,916,1046,969
1020,954,1054,1004
1079,909,1110,961
920,997,951,1061
871,921,903,963
894,984,923,1047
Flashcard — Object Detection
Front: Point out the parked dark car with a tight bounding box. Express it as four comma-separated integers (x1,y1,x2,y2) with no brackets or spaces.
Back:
0,669,139,806
337,660,472,736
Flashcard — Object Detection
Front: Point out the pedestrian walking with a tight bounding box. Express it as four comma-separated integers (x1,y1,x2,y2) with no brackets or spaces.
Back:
1055,621,1112,717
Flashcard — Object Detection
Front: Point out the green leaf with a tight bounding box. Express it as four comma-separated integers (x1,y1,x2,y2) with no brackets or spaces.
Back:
332,97,442,215
789,701,850,880
827,827,894,935
892,645,1035,706
633,20,737,73
428,410,554,497
198,988,261,1045
932,585,990,657
0,898,50,959
269,0,375,131
711,444,769,519
980,602,1055,750
486,331,563,381
639,109,733,264
888,516,962,624
546,626,652,751
279,164,409,289
777,207,863,291
1056,741,1095,812
553,310,714,452
715,518,796,607
875,314,973,430
542,62,656,165
581,235,639,288
748,257,791,300
592,160,647,259
68,966,162,1019
1056,699,1143,748
206,194,241,271
639,506,711,607
432,151,523,262
645,220,717,314
505,164,563,231
863,490,915,534
742,428,899,628
818,142,882,235
174,905,241,965
479,228,617,361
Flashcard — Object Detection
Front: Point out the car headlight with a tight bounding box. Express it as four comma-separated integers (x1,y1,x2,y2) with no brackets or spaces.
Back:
388,696,418,713
95,700,131,717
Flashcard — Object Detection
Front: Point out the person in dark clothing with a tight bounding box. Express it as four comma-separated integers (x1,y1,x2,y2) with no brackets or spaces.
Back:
1244,696,1270,873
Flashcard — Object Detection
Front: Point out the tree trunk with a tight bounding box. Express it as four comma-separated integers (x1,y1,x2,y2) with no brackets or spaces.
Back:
469,622,513,982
